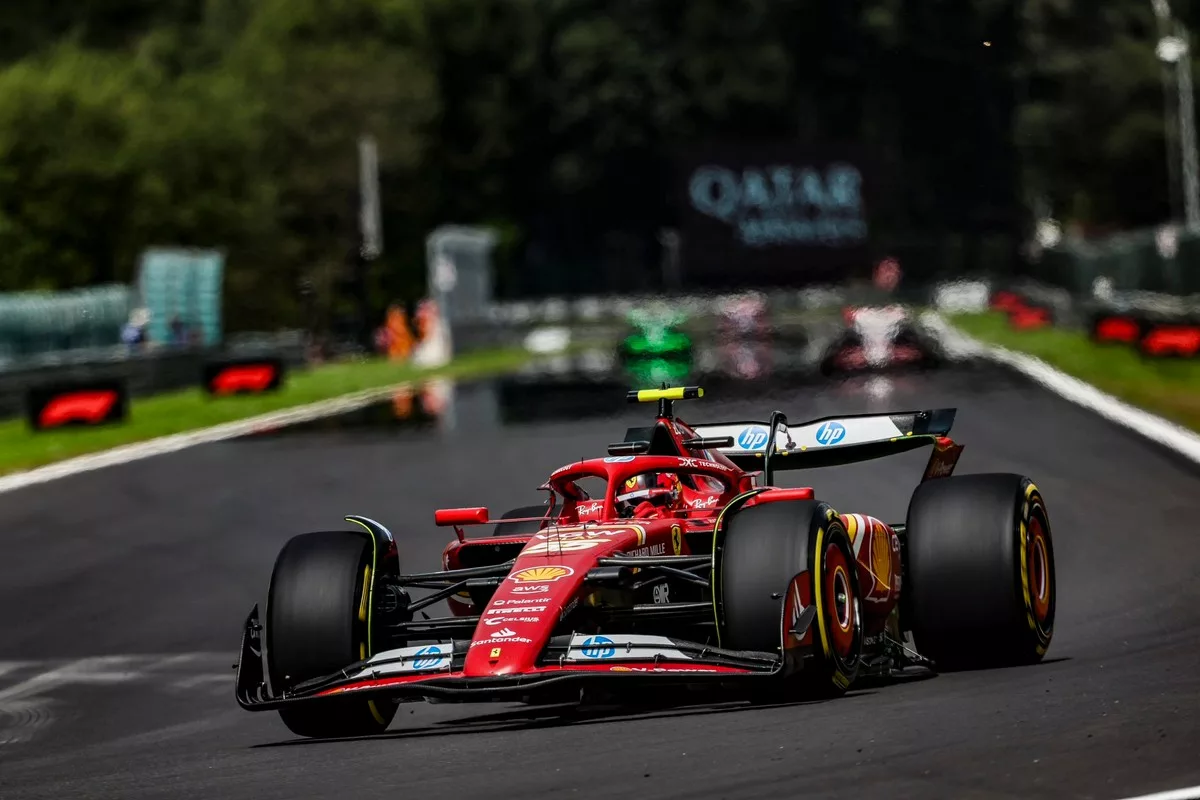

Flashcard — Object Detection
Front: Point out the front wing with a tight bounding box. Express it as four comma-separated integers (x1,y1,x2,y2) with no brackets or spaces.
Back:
235,606,786,710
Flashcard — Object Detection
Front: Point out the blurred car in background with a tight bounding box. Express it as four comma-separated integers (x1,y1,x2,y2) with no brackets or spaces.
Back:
717,291,769,340
619,303,693,360
819,305,942,377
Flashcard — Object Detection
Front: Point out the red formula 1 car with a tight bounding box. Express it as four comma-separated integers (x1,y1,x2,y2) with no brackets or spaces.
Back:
235,386,1056,739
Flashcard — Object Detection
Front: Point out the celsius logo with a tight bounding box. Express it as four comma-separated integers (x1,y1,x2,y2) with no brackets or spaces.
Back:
815,421,846,446
736,425,769,450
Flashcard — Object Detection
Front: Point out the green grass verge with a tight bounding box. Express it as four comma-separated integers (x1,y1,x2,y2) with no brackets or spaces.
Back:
951,312,1200,432
0,348,538,476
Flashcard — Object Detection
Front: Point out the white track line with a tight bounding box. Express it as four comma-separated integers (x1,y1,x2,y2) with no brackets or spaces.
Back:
1113,786,1200,800
0,381,419,495
925,312,1200,465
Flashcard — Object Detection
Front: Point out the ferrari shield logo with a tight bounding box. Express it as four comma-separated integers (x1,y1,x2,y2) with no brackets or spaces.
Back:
671,525,682,556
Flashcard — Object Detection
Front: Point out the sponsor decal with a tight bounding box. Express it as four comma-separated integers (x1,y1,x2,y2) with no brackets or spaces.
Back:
511,585,550,595
676,457,731,471
671,525,683,555
524,539,606,555
525,527,643,555
577,501,604,515
486,606,548,615
532,529,618,541
510,566,575,583
928,459,954,478
653,584,670,604
412,645,447,670
604,455,636,463
688,495,719,509
815,421,847,446
472,627,533,646
580,635,616,659
922,439,963,481
629,543,666,557
489,647,502,658
736,425,769,450
485,616,540,625
491,597,546,605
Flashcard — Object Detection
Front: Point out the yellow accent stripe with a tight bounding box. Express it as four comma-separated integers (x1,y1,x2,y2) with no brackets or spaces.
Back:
358,564,370,623
345,519,390,728
345,518,380,657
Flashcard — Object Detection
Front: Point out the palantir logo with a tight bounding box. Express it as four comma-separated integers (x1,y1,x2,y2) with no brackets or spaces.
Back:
580,635,616,659
412,645,444,670
736,425,769,450
815,421,847,446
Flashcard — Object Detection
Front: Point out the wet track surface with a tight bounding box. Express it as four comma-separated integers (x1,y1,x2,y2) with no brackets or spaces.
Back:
2,362,1199,799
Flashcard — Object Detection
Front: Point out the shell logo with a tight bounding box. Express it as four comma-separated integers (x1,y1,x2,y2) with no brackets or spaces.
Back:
509,565,575,583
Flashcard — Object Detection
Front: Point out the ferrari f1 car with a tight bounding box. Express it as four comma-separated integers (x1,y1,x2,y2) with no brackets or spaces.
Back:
235,386,1056,738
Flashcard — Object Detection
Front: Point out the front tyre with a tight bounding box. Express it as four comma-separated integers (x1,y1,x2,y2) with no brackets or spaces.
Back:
719,500,863,698
266,531,397,738
904,473,1055,670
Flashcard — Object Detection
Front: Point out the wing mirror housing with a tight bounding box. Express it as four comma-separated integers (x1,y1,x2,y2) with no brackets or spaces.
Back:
434,507,490,526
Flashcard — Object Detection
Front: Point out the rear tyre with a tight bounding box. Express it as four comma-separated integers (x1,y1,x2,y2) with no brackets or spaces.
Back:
719,500,863,699
266,531,397,738
904,473,1055,671
492,505,550,537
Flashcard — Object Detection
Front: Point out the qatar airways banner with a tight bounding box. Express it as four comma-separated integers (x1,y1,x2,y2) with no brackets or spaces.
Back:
678,143,872,287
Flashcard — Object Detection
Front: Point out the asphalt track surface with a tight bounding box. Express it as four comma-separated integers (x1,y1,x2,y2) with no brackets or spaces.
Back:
2,365,1199,800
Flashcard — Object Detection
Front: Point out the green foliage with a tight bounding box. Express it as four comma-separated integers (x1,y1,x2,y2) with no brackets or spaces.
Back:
0,0,1191,324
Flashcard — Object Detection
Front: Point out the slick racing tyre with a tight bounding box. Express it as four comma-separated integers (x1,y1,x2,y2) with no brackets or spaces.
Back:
718,499,863,698
266,531,397,738
904,473,1055,670
492,505,550,537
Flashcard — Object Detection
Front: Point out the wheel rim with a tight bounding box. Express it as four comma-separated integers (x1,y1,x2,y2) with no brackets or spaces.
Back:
823,543,857,658
1027,515,1052,628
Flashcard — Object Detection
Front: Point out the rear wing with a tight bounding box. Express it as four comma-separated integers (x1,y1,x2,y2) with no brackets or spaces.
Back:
691,408,957,478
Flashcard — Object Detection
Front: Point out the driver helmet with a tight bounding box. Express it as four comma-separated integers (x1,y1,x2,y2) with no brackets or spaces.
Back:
616,473,680,517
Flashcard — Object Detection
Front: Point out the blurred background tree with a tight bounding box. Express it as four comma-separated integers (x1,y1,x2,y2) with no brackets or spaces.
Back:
0,0,1191,324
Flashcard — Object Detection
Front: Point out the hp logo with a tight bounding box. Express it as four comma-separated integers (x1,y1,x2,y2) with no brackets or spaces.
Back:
412,645,444,670
580,635,616,659
736,426,769,450
815,421,847,446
